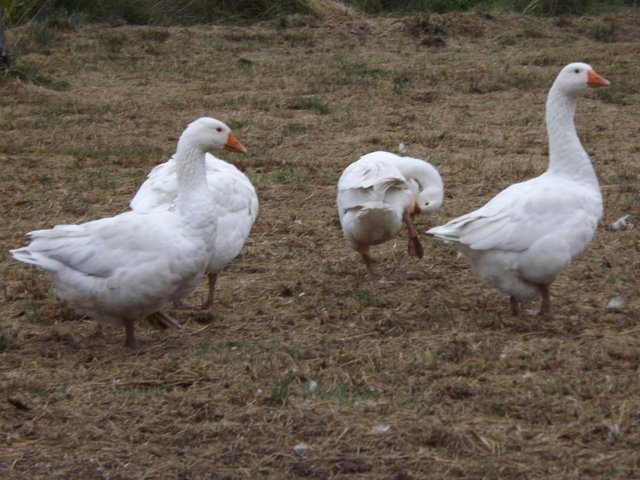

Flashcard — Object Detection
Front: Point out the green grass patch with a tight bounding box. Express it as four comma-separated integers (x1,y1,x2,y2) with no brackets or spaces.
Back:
355,290,381,307
3,62,70,90
267,167,312,184
287,95,331,115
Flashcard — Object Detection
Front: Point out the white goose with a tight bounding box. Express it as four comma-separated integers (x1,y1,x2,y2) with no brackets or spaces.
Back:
130,153,258,309
10,117,247,348
337,151,444,279
427,62,610,318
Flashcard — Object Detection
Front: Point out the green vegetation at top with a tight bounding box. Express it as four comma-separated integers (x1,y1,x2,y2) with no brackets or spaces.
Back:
1,0,639,26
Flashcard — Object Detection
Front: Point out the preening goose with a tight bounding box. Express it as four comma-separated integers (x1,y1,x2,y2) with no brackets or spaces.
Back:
427,62,610,318
10,117,247,348
130,153,258,309
337,151,444,280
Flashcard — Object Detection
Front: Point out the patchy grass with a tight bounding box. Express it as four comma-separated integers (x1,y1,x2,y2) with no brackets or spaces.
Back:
1,11,639,480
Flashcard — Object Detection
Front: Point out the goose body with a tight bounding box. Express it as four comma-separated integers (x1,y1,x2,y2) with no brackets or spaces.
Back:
337,151,443,279
10,117,247,348
130,153,258,308
427,63,610,317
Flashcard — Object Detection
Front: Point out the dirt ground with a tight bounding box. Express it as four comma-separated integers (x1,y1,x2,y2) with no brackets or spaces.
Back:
1,9,639,479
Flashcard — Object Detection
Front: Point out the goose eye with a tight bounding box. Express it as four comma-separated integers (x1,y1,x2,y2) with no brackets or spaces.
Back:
574,68,580,74
216,127,223,132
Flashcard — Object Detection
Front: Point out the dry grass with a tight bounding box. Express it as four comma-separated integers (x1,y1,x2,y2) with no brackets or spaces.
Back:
1,10,639,479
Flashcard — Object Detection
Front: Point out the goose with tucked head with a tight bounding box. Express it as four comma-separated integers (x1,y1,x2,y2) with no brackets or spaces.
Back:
427,62,610,318
11,117,246,348
337,151,444,280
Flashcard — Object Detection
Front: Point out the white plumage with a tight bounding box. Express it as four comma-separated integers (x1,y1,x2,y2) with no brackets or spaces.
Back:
337,151,444,279
428,62,610,317
11,117,247,348
130,153,258,308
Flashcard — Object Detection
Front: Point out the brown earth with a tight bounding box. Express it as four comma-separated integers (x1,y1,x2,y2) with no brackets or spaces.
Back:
1,10,639,479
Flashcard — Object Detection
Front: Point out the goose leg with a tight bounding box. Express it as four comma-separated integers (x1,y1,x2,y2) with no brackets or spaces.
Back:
124,319,138,349
361,252,377,281
403,212,424,259
201,273,218,310
92,323,104,338
537,284,553,319
510,296,520,316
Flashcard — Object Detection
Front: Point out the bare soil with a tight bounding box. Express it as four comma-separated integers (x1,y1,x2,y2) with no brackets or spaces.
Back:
1,10,639,479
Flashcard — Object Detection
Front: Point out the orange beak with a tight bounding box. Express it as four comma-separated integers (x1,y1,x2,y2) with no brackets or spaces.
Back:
224,132,247,154
412,203,421,215
587,69,610,88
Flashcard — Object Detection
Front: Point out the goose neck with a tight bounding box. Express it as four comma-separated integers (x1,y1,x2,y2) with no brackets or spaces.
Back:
397,158,443,202
175,143,209,207
397,158,436,185
545,87,597,184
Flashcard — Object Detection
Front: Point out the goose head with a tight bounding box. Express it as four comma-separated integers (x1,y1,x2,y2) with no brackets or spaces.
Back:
179,117,247,154
407,163,444,215
553,62,610,97
415,183,444,214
